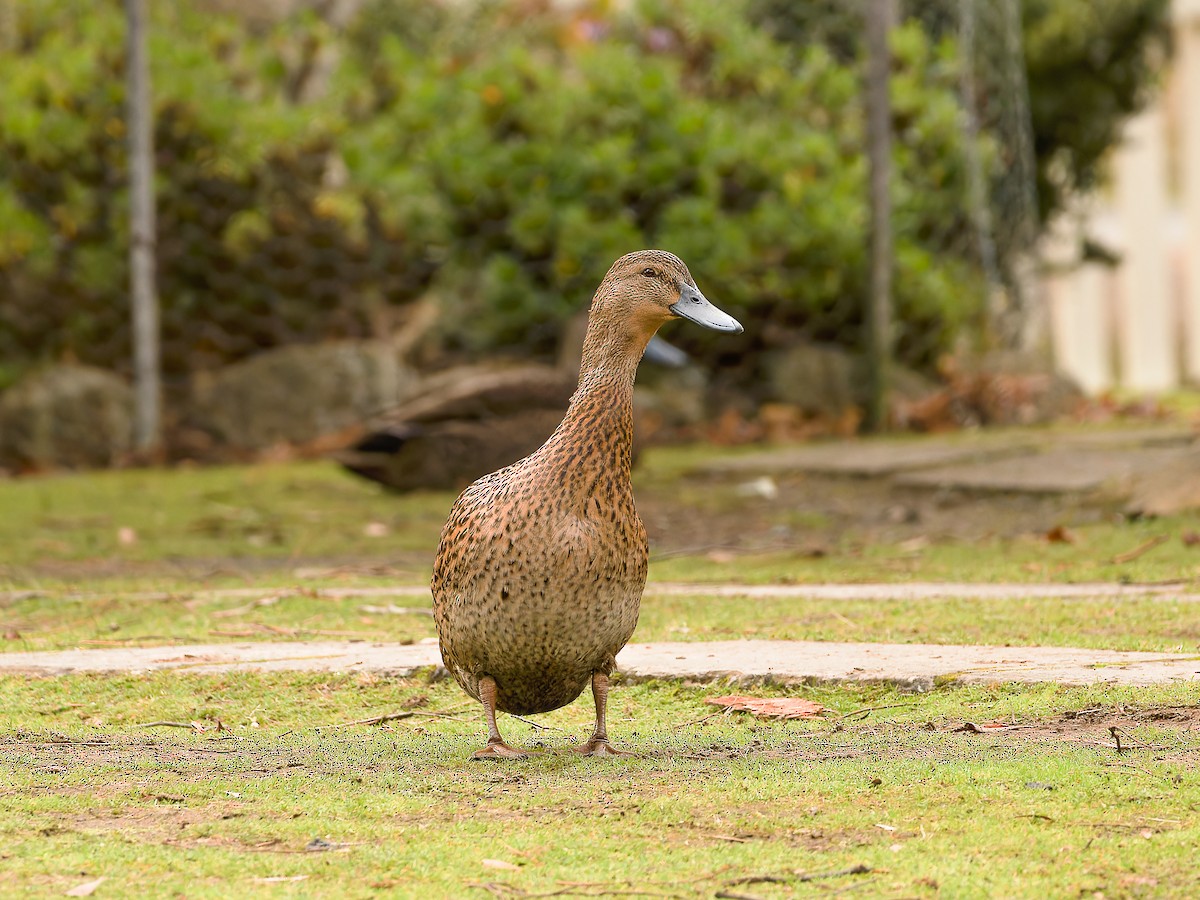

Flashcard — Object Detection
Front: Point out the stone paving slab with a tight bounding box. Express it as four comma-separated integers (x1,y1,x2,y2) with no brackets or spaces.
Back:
698,440,1021,478
3,638,1197,691
695,427,1195,495
5,581,1197,605
894,446,1185,494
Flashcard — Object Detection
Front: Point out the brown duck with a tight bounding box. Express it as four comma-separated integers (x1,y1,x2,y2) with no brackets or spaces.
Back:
431,250,742,758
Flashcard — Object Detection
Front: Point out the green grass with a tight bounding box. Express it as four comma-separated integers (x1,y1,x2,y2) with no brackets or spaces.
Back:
3,441,1200,896
4,585,1200,654
0,462,452,570
2,673,1198,899
2,451,1199,590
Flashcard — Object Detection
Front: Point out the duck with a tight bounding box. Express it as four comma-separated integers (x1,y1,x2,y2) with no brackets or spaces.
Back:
336,332,689,493
430,250,742,758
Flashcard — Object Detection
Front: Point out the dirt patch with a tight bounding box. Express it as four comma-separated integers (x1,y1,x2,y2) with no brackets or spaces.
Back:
641,468,1114,555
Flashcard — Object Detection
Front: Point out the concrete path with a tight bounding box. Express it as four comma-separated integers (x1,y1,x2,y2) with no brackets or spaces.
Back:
697,425,1197,499
3,638,1197,691
5,581,1197,604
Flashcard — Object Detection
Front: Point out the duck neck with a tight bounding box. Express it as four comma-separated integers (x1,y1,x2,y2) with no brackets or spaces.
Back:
546,319,652,480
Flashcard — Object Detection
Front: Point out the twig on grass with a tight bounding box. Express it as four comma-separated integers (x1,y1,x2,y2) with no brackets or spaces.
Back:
556,868,732,891
1112,534,1169,564
1108,726,1161,754
138,721,201,731
835,703,918,722
315,711,415,730
469,887,687,899
727,864,873,888
510,715,562,732
212,593,291,619
715,892,766,900
672,711,726,728
359,604,434,616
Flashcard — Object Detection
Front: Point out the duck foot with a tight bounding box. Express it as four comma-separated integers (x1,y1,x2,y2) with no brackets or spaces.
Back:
572,738,633,758
472,741,540,760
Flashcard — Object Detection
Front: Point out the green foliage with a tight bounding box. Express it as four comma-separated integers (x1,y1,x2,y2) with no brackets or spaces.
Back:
0,0,997,389
752,0,1174,225
0,0,434,387
1023,0,1172,221
336,0,983,371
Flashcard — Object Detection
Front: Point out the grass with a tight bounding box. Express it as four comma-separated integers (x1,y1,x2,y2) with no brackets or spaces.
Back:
2,438,1200,896
4,584,1200,654
2,673,1198,899
1,450,1198,589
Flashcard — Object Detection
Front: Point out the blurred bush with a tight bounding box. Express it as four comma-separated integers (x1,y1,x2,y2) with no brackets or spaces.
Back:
0,0,1171,398
752,0,1173,226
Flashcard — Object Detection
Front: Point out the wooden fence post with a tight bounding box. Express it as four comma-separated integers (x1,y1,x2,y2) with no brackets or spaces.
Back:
863,0,895,432
126,0,161,452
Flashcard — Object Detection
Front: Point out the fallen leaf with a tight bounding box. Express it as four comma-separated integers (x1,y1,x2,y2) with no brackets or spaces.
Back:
704,696,827,720
481,859,521,871
65,877,105,897
874,823,897,832
117,527,138,546
1182,530,1200,547
363,522,389,538
1044,525,1076,544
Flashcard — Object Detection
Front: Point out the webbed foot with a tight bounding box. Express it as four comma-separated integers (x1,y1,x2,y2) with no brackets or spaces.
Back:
572,738,633,758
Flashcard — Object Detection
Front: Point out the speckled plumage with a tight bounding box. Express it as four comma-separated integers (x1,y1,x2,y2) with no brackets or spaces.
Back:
431,250,740,756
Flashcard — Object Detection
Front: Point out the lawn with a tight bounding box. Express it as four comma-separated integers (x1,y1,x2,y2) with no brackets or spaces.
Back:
1,443,1199,897
2,674,1198,899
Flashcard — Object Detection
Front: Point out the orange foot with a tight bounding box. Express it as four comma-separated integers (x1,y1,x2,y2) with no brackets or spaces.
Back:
471,742,540,760
572,739,633,758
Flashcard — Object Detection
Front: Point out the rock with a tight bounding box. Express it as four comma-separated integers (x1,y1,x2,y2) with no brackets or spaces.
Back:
0,365,133,470
764,341,937,423
634,365,710,439
188,341,416,451
765,342,857,416
1125,443,1200,517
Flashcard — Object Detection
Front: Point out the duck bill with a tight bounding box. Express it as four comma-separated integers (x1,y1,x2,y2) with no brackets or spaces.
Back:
670,283,743,333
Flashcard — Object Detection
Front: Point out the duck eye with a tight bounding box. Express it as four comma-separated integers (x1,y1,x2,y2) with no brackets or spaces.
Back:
641,268,657,278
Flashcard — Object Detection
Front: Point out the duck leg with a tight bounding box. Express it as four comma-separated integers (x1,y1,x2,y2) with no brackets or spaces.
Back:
472,675,536,760
574,671,632,757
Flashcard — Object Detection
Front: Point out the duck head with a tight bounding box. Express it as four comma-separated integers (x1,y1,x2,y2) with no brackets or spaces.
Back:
592,250,743,341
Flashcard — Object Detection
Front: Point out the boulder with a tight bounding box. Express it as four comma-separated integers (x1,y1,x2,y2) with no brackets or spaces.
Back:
1126,442,1200,517
765,342,857,416
188,341,417,451
0,365,134,470
635,365,710,439
764,341,938,422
